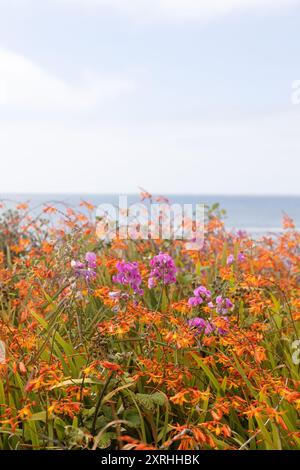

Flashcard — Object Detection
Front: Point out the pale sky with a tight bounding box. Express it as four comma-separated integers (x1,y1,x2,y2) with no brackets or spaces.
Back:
0,0,300,194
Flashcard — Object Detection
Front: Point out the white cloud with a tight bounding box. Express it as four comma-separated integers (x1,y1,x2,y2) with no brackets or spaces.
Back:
58,0,300,20
0,110,299,194
0,47,136,112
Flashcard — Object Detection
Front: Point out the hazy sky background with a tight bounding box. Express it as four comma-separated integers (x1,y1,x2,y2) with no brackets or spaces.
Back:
0,0,300,194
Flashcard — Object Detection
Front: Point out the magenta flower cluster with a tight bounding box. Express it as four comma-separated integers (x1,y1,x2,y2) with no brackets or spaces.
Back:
188,317,214,335
188,286,211,307
148,252,177,288
113,261,144,295
227,252,246,265
188,317,228,336
209,296,234,315
71,252,97,282
226,254,235,266
188,285,233,335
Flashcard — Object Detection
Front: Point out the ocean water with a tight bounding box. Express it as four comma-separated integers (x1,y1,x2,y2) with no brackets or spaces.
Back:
0,194,300,235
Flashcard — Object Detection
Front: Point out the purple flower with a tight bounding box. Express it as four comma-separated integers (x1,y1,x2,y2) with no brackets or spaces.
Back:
188,316,229,336
227,254,234,265
227,252,245,264
194,286,211,298
113,261,144,295
237,230,247,238
71,261,84,271
188,317,214,335
188,296,203,307
148,252,177,288
209,296,234,315
188,317,206,329
188,285,211,307
71,252,97,282
85,252,97,268
216,316,229,336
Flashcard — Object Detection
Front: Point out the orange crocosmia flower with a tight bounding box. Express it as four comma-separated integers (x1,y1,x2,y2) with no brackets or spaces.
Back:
206,217,224,232
18,405,32,420
139,188,152,201
171,301,190,315
94,286,110,298
43,205,57,214
170,391,189,406
163,330,194,349
292,312,300,321
16,203,29,211
275,415,288,431
100,361,123,374
19,362,27,375
168,425,216,450
282,214,295,230
80,200,95,211
76,213,88,223
253,346,266,364
243,405,264,419
202,336,216,347
41,241,54,254
48,399,81,419
120,436,156,450
111,237,128,251
170,388,210,406
82,361,101,376
25,364,63,392
214,316,230,332
66,207,76,217
14,279,30,297
211,409,223,421
11,238,30,254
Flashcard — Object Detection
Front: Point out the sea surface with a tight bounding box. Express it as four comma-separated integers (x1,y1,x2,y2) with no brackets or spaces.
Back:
0,194,300,236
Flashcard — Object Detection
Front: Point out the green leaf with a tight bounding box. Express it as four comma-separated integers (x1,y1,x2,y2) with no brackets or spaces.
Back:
190,352,221,393
135,393,155,411
95,431,112,449
29,411,47,422
150,391,168,407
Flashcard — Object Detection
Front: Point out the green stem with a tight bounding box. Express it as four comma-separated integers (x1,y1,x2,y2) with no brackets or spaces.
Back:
91,371,114,435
